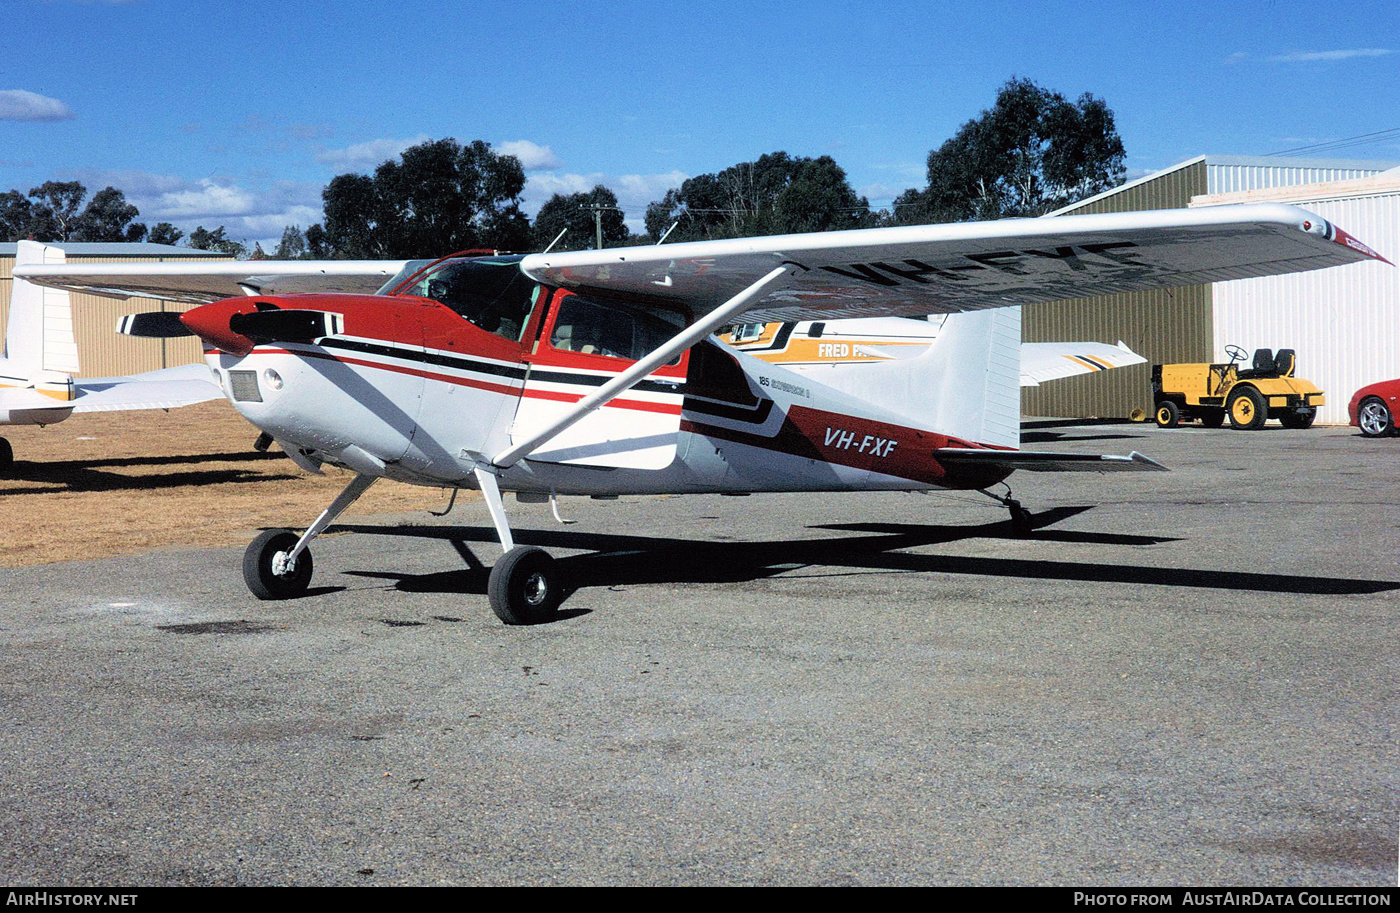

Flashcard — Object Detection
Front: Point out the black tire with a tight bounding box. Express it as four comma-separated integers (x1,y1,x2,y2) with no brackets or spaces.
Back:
1199,410,1225,429
1227,387,1268,430
0,437,11,470
488,546,562,625
1154,400,1180,428
1357,397,1395,438
243,528,313,600
1009,503,1033,538
1279,408,1316,430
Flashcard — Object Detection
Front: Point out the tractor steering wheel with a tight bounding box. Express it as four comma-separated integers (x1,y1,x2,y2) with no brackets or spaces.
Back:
1225,344,1247,364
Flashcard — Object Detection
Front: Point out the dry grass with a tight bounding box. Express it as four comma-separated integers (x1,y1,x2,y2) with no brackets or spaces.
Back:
0,401,458,567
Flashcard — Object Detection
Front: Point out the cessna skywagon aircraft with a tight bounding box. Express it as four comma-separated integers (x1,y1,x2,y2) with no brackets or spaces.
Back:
721,315,1147,385
17,204,1387,623
0,240,223,467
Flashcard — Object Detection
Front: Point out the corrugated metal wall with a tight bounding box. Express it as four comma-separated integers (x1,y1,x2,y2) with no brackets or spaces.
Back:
1022,160,1212,418
1209,190,1400,425
1206,158,1384,194
1,253,211,377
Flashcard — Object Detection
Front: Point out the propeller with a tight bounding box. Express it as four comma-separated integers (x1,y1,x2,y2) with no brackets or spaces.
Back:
117,311,193,338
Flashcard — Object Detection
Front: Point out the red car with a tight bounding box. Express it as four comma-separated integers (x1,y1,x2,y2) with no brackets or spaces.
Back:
1349,379,1400,437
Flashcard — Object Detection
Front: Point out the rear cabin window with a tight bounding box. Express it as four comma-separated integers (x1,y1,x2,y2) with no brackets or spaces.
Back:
549,295,685,364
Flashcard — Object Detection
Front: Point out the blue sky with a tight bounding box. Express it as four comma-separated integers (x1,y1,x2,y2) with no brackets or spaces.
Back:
2,0,1397,249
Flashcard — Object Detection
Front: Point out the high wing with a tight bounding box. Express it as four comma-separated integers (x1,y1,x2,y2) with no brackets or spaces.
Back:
521,203,1387,321
14,259,409,304
1019,340,1146,387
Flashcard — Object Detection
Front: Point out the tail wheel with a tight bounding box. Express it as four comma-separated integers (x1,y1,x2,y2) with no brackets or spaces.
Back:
1200,410,1225,428
243,529,313,600
1280,408,1317,430
1154,401,1181,428
1227,387,1268,430
1357,397,1395,437
488,546,563,625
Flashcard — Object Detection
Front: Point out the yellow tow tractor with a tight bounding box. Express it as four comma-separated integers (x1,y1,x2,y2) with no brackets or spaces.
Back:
1152,345,1325,430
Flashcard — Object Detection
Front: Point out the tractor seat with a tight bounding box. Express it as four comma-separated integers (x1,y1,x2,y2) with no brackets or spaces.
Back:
1273,349,1296,377
1237,348,1276,379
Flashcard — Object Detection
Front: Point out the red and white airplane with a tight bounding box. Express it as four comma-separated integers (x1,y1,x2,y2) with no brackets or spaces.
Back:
17,203,1387,623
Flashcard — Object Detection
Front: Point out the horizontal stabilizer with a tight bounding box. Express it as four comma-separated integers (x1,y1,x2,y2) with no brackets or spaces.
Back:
117,311,194,338
1019,340,1147,387
935,448,1168,472
71,364,221,412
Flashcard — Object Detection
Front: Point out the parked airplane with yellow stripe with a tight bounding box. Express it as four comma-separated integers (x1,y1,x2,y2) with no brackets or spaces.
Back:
720,314,1146,386
0,240,221,467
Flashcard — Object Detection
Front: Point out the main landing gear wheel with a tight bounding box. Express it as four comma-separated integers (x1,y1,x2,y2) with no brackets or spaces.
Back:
0,437,11,470
243,528,313,600
1008,500,1033,538
488,546,562,625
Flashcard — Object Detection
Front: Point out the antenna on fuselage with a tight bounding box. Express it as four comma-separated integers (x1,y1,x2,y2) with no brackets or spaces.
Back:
656,221,679,245
542,227,568,254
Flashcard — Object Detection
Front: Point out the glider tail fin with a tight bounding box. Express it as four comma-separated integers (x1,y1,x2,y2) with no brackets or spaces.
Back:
6,240,79,377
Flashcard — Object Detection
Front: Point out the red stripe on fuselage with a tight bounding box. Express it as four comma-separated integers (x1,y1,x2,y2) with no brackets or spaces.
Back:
682,403,1012,488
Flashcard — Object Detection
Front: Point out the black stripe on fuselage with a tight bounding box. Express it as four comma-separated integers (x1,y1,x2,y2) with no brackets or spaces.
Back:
315,337,683,395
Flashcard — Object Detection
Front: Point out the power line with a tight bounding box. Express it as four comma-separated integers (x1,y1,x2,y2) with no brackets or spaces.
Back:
1264,127,1400,158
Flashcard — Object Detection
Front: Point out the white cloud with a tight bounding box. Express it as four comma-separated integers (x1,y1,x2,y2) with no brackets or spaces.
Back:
315,134,432,170
151,179,258,219
70,169,325,251
858,182,903,206
1269,48,1393,62
1231,48,1395,65
521,170,688,232
0,90,74,122
498,140,562,171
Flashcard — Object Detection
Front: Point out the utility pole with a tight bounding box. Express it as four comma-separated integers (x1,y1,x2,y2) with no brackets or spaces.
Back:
587,202,624,250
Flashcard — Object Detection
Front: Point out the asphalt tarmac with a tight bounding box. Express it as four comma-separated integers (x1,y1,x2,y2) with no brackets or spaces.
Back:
1,419,1396,886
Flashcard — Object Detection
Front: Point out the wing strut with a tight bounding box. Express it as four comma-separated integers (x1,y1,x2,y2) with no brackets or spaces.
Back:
490,264,795,470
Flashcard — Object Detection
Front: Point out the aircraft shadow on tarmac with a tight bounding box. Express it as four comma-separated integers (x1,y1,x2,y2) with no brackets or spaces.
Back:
333,505,1398,607
0,451,298,495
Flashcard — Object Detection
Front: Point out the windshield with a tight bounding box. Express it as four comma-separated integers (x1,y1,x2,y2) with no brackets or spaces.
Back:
387,254,537,342
376,259,436,296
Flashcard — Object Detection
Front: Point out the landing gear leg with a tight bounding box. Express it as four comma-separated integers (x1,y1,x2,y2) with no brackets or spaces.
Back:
243,472,377,599
980,485,1034,537
474,466,562,625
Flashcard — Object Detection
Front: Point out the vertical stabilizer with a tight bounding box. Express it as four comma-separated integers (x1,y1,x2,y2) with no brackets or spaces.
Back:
7,241,79,375
804,307,1022,449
